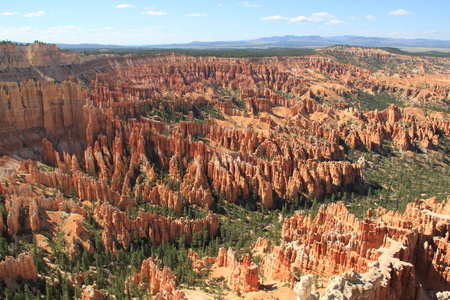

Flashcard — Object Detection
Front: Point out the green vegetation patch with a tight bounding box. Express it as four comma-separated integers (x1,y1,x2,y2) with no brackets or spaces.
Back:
345,90,404,111
381,47,450,58
78,47,317,58
345,148,450,217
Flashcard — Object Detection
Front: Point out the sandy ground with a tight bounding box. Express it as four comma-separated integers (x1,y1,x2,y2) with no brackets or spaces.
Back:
35,233,51,253
34,209,89,254
182,266,299,300
211,266,232,280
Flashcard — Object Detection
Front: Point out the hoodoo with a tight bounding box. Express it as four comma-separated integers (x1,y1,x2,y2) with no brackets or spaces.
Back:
0,42,449,299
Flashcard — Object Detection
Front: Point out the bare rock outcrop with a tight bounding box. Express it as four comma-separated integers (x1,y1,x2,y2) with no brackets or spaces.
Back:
80,283,107,300
0,43,449,299
318,258,416,300
228,254,259,292
189,247,260,292
94,202,219,252
261,202,381,281
128,257,186,300
0,80,87,135
266,196,450,298
4,191,86,235
0,254,38,281
0,211,3,238
294,274,319,300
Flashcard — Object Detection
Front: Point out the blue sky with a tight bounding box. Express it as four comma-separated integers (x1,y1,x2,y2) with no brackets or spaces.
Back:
0,0,448,45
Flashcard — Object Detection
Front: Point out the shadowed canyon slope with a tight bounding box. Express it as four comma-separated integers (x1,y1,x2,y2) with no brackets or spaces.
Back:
0,43,449,299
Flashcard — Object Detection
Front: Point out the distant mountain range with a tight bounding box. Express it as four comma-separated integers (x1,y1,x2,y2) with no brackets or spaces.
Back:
57,35,450,50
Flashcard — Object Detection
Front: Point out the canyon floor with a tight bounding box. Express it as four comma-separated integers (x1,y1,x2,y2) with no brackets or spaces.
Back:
0,42,449,299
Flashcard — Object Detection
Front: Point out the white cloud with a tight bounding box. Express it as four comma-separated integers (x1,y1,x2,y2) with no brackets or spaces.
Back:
260,15,288,21
141,10,167,16
290,16,308,23
327,19,344,25
388,9,413,16
289,12,339,24
366,15,377,21
23,11,45,17
184,13,208,17
115,4,135,8
218,3,224,6
240,2,263,8
0,12,20,16
347,16,356,20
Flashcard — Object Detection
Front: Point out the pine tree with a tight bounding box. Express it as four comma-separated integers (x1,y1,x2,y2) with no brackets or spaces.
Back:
85,270,91,285
4,287,12,300
97,266,105,289
24,284,31,300
46,279,53,300
81,249,90,271
62,273,70,299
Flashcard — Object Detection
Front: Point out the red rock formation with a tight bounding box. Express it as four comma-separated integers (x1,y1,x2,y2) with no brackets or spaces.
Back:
1,179,91,258
213,247,237,269
4,45,447,215
0,80,87,135
0,210,3,238
305,234,419,299
28,199,40,232
80,284,107,300
26,103,364,211
383,197,450,292
246,97,271,115
4,190,86,235
250,237,271,253
188,249,216,272
335,104,450,152
189,247,259,292
179,156,213,209
0,43,87,71
263,196,450,297
94,202,219,252
228,254,259,292
128,257,186,300
264,202,382,279
0,254,38,281
42,138,59,166
1,43,449,298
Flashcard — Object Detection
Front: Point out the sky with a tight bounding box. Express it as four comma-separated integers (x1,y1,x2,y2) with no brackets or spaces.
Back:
0,0,449,45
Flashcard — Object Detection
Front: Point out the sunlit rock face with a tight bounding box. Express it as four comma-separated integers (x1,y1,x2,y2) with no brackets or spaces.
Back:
0,43,449,299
